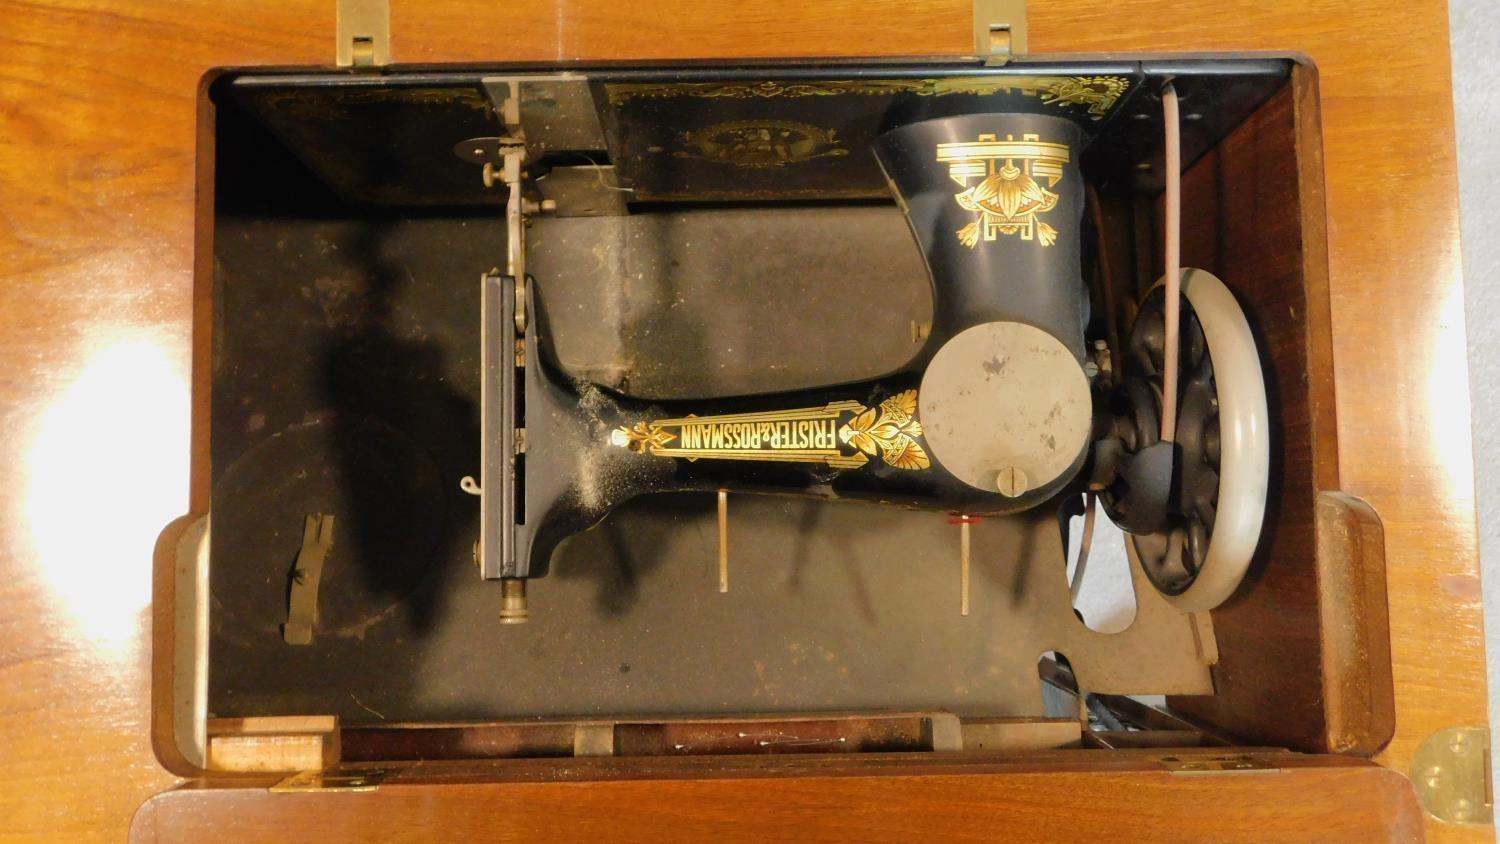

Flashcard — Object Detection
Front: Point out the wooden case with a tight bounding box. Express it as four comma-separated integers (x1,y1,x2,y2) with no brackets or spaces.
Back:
143,53,1407,840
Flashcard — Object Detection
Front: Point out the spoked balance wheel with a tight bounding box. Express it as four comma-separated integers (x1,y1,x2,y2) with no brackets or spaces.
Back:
1103,269,1270,612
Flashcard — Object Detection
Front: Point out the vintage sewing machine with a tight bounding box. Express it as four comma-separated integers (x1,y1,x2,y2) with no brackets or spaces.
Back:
470,90,1269,623
156,48,1393,777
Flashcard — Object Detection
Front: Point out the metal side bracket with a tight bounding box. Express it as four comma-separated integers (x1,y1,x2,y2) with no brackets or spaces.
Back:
462,79,535,611
336,0,391,67
479,271,519,581
974,0,1027,65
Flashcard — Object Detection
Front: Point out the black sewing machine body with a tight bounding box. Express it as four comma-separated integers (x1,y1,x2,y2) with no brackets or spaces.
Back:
514,110,1094,580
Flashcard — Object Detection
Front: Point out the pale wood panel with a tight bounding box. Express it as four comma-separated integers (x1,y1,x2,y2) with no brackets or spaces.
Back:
0,0,1479,840
131,759,1425,844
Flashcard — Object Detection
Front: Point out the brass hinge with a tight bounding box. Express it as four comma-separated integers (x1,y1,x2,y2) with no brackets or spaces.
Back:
1411,727,1493,824
336,0,391,67
973,0,1027,65
1159,754,1281,775
270,769,385,793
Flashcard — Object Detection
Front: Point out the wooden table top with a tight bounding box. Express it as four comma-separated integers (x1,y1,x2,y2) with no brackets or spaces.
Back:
0,0,1482,840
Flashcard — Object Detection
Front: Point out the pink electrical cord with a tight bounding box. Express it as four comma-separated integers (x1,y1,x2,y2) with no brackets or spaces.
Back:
1072,83,1182,600
1160,82,1182,444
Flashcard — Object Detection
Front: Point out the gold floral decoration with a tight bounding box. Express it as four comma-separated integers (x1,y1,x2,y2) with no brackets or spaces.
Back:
939,133,1069,249
673,120,849,168
838,389,930,470
610,421,677,453
954,162,1060,248
1037,76,1132,118
606,76,1132,120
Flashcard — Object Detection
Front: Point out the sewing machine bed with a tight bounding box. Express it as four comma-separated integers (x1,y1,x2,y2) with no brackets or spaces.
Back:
209,204,1202,723
177,57,1394,762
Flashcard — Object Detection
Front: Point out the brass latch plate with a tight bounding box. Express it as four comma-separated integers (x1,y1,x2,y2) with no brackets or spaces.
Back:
336,0,390,67
973,0,1028,64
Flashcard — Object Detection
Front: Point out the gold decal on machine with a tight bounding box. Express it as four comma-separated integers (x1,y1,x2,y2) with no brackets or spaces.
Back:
673,120,849,168
610,390,930,470
604,77,1132,120
838,389,929,470
938,133,1069,249
1037,77,1132,117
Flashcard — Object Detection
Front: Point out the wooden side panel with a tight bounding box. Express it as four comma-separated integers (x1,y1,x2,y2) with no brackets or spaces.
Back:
1164,70,1394,757
1316,492,1396,754
1162,73,1387,754
128,756,1424,844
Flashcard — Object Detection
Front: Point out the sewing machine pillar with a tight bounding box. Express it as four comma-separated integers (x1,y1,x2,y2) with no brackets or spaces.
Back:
875,112,1093,502
874,112,1087,355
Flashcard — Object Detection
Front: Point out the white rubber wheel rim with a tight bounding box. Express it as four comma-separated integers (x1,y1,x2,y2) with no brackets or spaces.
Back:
1132,268,1269,612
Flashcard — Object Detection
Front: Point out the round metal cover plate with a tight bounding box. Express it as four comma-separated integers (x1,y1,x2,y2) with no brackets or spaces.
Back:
919,321,1091,494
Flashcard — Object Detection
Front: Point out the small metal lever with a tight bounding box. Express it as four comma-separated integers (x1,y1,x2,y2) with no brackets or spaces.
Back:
718,490,729,593
283,514,335,645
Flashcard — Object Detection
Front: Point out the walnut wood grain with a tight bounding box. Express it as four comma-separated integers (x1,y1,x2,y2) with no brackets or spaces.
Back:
1161,75,1392,754
0,0,1482,841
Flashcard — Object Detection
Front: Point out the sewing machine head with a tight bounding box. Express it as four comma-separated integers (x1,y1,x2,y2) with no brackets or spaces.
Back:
209,61,1277,633
431,73,1271,623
